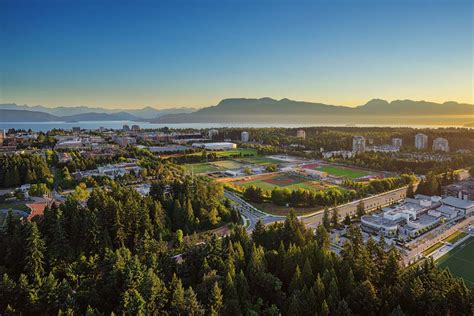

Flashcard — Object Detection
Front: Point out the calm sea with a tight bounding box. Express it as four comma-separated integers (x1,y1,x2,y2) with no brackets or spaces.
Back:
0,121,471,132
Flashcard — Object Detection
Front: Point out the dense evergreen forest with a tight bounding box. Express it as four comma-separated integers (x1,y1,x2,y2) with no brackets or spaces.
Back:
1,190,472,314
0,154,53,188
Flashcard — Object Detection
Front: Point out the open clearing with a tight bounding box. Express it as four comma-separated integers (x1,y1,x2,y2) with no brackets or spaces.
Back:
183,163,222,174
304,164,371,179
437,237,474,285
210,160,245,169
233,173,328,192
239,156,282,165
215,148,257,157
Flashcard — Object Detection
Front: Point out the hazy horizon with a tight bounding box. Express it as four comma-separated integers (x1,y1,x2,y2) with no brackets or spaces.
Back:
1,96,474,111
1,0,472,109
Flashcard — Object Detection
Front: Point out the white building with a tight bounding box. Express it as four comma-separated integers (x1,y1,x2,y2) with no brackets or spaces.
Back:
192,142,237,151
432,137,449,152
415,133,428,150
366,145,399,153
392,138,403,148
114,136,136,146
55,138,84,149
296,129,306,140
322,150,354,159
241,131,249,143
352,136,366,153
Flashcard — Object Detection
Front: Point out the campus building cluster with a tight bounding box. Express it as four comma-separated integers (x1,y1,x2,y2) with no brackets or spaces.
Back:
361,194,473,239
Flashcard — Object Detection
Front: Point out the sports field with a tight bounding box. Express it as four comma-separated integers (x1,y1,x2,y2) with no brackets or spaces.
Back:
233,173,328,192
240,156,282,165
215,148,257,157
304,164,370,179
437,237,474,285
183,163,222,174
210,160,246,169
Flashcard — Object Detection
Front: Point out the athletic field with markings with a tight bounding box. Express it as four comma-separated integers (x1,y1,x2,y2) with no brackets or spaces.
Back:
437,236,474,285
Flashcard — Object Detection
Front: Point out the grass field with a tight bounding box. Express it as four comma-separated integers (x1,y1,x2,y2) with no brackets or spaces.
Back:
314,165,370,179
210,160,245,169
437,237,474,285
422,242,444,257
443,231,469,244
240,156,281,165
183,163,222,174
233,174,328,192
215,148,257,157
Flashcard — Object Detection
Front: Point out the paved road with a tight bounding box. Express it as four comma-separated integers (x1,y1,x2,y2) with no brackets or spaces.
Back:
224,190,283,233
226,185,411,234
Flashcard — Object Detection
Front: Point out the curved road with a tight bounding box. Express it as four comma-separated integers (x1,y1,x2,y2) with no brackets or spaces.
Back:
226,185,412,233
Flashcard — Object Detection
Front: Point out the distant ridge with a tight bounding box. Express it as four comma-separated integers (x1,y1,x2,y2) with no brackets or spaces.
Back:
1,98,472,125
0,103,196,120
153,98,474,125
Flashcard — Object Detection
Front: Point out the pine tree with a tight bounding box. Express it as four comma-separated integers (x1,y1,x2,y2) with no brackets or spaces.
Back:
24,222,46,281
169,274,186,314
322,207,330,230
356,200,365,217
209,282,223,316
331,208,339,228
406,182,415,198
185,287,204,315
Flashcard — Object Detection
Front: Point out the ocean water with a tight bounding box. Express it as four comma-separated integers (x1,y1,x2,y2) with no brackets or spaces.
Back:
0,121,471,132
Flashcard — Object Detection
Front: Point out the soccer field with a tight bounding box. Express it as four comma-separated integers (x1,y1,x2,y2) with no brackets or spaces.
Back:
233,174,328,192
315,165,370,179
183,163,221,174
437,237,474,285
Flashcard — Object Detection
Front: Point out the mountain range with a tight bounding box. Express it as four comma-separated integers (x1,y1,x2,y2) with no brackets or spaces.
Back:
153,98,474,125
0,98,472,125
0,103,196,121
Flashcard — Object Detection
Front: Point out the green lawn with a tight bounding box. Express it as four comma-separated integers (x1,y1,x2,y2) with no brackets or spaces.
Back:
235,175,328,192
183,163,221,174
437,237,474,285
240,156,281,165
215,148,257,157
422,242,444,257
211,160,245,169
316,165,370,179
443,231,468,244
0,203,30,212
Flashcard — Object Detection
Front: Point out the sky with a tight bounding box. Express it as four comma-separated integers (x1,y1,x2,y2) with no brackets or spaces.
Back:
0,0,472,109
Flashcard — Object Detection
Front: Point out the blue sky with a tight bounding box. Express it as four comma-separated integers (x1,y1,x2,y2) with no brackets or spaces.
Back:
0,0,472,109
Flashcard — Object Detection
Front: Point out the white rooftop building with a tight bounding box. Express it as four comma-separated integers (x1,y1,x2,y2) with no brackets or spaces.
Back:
192,142,237,151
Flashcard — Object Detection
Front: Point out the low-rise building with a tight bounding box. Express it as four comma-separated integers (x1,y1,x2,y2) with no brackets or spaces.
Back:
114,136,136,146
192,142,237,151
361,195,446,238
443,177,474,200
366,144,400,153
322,150,354,159
440,196,474,215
